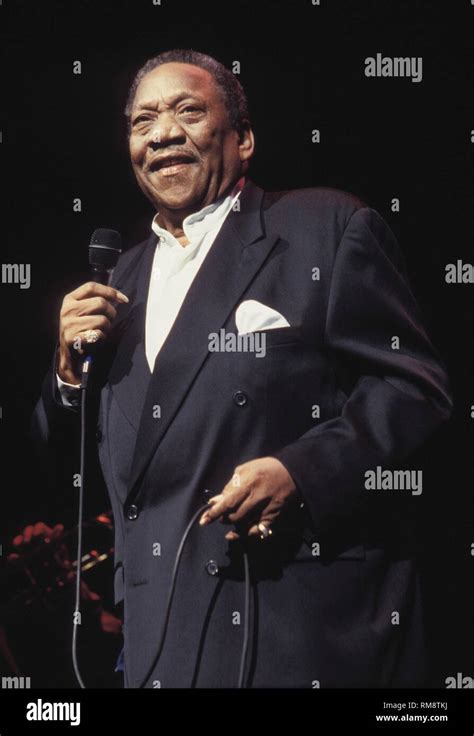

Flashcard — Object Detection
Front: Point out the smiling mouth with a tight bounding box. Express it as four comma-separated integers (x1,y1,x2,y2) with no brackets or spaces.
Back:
149,155,196,177
157,162,193,177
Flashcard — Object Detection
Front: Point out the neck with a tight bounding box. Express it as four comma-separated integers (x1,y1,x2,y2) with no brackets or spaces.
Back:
154,176,244,242
155,209,191,240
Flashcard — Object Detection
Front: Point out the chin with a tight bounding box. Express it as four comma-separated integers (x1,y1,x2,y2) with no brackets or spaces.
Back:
151,188,203,211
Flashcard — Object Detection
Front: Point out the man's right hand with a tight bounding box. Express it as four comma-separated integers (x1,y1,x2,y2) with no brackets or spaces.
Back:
58,282,129,385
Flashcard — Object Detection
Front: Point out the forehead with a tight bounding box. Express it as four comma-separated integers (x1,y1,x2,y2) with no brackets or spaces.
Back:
132,62,221,110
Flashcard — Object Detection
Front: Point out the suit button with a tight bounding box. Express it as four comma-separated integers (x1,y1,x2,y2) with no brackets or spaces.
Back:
126,504,139,521
233,390,248,406
96,425,102,442
205,559,219,576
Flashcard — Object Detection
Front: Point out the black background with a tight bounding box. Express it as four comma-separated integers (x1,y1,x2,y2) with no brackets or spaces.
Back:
1,0,473,686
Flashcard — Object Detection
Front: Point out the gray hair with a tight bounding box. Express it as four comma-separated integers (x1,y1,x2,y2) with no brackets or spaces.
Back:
124,49,250,135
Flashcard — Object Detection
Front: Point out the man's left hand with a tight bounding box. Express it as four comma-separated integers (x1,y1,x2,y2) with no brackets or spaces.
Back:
199,457,298,540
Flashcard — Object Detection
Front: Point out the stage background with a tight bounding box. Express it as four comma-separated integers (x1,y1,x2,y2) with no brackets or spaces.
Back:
1,0,473,686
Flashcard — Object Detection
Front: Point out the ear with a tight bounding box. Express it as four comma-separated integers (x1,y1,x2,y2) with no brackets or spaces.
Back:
238,120,255,164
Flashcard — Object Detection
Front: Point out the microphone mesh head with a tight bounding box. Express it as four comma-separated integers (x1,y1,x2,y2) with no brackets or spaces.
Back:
89,229,122,269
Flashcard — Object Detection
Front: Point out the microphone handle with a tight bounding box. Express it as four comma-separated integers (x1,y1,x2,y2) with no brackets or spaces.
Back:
90,266,114,286
82,267,116,360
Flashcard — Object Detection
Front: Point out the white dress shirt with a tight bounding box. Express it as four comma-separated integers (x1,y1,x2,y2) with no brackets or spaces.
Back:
57,177,245,406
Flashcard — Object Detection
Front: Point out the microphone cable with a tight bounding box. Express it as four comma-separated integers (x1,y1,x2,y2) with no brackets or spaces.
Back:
72,357,251,689
137,503,251,689
71,227,121,688
71,356,92,689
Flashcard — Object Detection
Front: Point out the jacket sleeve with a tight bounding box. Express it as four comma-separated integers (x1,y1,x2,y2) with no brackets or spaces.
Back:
272,206,453,534
31,343,80,459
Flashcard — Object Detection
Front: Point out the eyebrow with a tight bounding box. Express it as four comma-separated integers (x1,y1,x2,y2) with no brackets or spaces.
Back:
133,92,204,114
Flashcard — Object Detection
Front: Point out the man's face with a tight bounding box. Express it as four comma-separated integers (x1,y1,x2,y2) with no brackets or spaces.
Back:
128,62,253,214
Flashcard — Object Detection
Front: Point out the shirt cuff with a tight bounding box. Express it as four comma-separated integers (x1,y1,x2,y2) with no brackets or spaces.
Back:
56,372,81,408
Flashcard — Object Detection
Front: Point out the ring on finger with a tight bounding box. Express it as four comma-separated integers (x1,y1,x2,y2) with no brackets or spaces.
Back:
84,329,100,344
258,522,273,540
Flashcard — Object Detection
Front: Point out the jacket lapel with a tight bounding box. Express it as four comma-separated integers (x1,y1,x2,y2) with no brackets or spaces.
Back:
126,180,279,501
105,232,156,431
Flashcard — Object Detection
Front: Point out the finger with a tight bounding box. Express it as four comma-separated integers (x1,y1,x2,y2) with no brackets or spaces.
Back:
225,530,240,541
69,282,129,303
68,314,112,335
199,494,223,525
199,467,250,525
227,494,267,524
248,516,274,539
73,296,118,322
12,534,24,547
69,328,108,354
200,487,249,525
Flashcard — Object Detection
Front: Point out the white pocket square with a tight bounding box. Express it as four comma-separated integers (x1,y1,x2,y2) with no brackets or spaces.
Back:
235,299,290,335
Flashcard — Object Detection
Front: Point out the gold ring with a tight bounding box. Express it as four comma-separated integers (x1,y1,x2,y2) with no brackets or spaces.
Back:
258,522,273,540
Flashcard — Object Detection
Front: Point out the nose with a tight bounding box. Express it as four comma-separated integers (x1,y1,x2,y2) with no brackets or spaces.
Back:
147,113,186,150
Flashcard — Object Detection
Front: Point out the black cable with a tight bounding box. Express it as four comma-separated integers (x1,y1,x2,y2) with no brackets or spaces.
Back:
137,503,208,688
71,357,92,689
238,549,251,689
73,357,251,690
137,507,251,689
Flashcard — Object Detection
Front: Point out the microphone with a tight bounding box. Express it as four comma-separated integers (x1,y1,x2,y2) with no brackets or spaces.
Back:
81,229,122,374
74,229,123,688
89,228,122,285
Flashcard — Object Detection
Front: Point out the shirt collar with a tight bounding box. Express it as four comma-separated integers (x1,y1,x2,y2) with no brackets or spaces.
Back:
151,176,245,244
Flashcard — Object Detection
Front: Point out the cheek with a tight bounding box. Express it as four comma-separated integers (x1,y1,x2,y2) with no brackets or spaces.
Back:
212,128,239,161
193,125,225,155
129,138,144,165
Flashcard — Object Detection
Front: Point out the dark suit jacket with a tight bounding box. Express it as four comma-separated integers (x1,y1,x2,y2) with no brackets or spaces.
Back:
33,179,452,688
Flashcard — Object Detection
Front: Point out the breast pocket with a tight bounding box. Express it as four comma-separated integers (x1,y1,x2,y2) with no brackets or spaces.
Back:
255,325,305,348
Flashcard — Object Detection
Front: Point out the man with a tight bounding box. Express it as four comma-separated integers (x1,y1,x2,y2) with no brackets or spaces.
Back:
33,49,452,688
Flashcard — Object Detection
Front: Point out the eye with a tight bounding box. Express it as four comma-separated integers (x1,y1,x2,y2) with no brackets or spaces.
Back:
132,115,151,126
181,105,201,114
